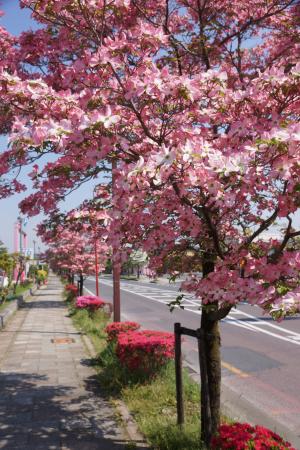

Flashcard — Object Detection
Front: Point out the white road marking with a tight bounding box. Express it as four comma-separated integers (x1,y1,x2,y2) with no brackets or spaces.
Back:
86,278,300,346
84,286,97,296
227,309,300,337
88,278,201,310
223,317,300,346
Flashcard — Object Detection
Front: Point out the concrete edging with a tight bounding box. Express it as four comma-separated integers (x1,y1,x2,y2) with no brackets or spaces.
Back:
80,333,149,447
0,284,38,331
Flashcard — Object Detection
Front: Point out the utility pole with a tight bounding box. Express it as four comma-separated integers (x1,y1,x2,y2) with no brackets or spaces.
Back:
112,159,121,322
33,239,36,260
93,186,100,297
94,239,99,296
17,216,23,255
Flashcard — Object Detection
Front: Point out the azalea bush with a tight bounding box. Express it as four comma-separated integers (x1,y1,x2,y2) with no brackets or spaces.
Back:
65,283,78,300
36,269,47,285
65,283,78,293
211,423,295,450
76,295,105,314
105,321,141,342
116,330,175,376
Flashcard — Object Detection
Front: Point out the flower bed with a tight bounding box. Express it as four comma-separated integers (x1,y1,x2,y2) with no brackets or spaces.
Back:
116,329,174,375
211,423,295,450
36,269,47,285
65,284,78,297
105,321,141,342
76,295,105,312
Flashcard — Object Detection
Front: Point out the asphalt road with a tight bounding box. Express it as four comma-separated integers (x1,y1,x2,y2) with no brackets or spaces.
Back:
84,276,300,447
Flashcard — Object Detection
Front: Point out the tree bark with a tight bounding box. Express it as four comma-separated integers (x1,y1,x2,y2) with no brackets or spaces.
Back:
79,274,84,296
200,256,221,447
200,309,221,442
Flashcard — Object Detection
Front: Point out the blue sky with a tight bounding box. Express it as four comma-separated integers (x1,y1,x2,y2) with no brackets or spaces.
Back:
0,1,99,251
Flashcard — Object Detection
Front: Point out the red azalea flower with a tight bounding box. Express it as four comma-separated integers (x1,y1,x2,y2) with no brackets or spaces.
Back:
211,423,295,450
75,295,105,311
116,330,175,375
105,321,141,341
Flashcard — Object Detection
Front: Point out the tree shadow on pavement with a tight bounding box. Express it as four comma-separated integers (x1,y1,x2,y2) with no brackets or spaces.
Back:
32,289,62,297
21,300,66,309
0,371,135,449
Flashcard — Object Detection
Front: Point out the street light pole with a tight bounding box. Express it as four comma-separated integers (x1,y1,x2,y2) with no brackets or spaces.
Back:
37,246,41,267
33,240,36,260
18,217,23,255
113,264,121,321
94,239,99,297
93,187,100,297
112,159,121,322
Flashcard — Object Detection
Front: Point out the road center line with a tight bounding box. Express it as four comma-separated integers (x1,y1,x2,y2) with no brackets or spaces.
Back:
221,361,250,378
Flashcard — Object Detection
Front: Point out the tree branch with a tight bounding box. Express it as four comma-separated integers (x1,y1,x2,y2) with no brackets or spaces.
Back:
207,305,232,321
171,179,224,259
245,207,279,246
218,0,297,48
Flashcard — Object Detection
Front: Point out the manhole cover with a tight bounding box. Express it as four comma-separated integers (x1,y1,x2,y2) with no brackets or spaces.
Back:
51,338,75,344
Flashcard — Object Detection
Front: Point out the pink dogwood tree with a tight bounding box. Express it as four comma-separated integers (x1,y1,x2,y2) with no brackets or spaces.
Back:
44,225,108,294
0,9,24,197
0,0,299,444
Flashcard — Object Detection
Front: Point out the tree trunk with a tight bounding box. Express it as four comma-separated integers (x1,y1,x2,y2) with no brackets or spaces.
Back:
200,257,221,447
200,309,221,445
79,274,83,296
13,262,24,294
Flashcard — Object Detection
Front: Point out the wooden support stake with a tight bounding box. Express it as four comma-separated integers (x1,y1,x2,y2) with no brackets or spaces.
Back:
112,158,121,322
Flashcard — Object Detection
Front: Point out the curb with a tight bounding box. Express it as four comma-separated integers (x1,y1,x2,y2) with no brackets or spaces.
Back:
114,400,149,448
0,284,38,330
81,333,150,448
0,300,19,330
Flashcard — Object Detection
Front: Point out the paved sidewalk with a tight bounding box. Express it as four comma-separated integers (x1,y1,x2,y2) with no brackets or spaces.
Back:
0,274,132,449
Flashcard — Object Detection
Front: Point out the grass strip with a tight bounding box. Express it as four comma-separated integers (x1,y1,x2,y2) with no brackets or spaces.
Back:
68,300,204,450
14,282,33,296
0,282,34,311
